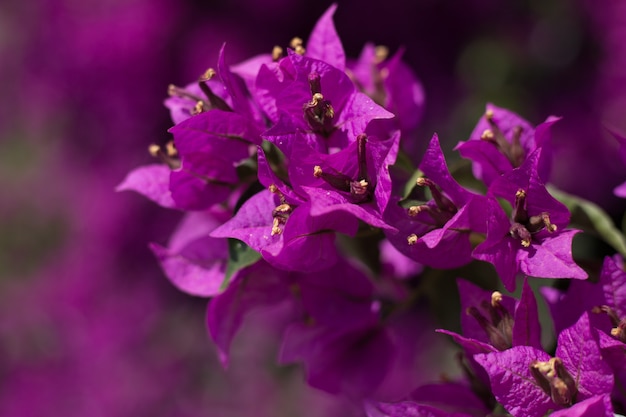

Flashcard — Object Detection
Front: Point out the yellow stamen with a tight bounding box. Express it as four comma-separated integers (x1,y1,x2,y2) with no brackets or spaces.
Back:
165,141,177,157
192,101,205,115
148,144,161,157
271,218,282,236
200,68,216,82
491,291,503,308
481,129,494,140
407,205,423,217
272,45,283,61
374,45,389,64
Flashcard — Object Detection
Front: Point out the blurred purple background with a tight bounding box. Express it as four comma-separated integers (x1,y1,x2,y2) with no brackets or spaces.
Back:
1,0,625,416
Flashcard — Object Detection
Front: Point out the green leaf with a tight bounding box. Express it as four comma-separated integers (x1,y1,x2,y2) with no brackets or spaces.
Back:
548,186,626,258
403,168,424,199
222,239,261,289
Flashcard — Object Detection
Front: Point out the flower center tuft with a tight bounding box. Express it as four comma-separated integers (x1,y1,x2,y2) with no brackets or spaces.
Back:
509,189,556,247
466,291,514,351
303,72,335,137
529,357,577,406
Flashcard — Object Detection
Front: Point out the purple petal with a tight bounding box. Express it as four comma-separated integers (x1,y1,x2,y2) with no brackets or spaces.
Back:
263,202,341,272
149,211,229,297
297,259,376,329
256,147,306,204
169,168,231,210
207,261,294,367
601,254,626,316
230,53,272,93
170,108,261,152
457,279,516,344
279,322,393,396
615,181,626,198
550,395,614,417
471,198,520,291
210,189,282,253
455,139,512,187
382,47,426,134
217,43,255,119
540,276,604,335
474,346,554,417
305,4,345,71
519,230,588,280
421,134,474,207
556,312,614,401
304,186,393,232
116,164,177,209
512,279,542,349
335,90,394,139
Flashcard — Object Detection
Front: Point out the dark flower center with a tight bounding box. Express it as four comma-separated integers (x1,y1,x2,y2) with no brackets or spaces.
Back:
529,357,577,406
509,189,556,247
466,291,514,351
269,184,293,236
407,177,458,228
303,72,335,137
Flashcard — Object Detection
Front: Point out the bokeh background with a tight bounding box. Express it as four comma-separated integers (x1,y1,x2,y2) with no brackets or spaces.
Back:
1,0,625,416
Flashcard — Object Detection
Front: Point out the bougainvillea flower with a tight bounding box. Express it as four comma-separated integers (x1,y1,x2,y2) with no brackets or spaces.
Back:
287,129,400,227
472,148,587,291
149,208,230,297
210,161,369,272
385,134,489,268
347,43,425,139
279,259,394,397
260,52,394,156
474,312,614,417
455,103,560,186
231,3,345,95
437,279,542,390
438,278,541,353
210,189,342,272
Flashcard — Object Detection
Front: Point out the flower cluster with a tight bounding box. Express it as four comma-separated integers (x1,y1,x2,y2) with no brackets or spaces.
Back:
119,4,626,416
